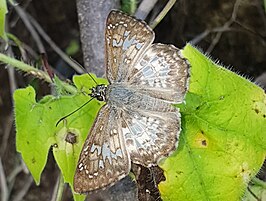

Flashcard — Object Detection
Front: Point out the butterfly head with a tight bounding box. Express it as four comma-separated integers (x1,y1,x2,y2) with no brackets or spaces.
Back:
90,84,108,102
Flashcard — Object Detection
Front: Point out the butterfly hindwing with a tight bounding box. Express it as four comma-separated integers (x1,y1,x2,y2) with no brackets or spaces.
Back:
128,43,190,103
120,108,181,166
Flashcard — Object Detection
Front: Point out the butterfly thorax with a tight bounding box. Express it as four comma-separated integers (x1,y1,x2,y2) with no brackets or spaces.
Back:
90,84,108,102
106,83,176,112
106,83,135,105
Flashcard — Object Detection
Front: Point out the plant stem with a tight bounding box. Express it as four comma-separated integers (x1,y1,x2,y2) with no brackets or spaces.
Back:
150,0,176,29
54,173,65,201
0,53,51,82
0,53,77,94
121,0,137,15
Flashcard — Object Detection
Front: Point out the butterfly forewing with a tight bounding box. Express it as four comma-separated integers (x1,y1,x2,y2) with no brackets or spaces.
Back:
74,105,130,193
120,108,181,166
105,10,154,83
128,43,190,103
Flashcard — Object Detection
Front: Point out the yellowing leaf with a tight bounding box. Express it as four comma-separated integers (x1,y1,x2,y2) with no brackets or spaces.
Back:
159,44,266,201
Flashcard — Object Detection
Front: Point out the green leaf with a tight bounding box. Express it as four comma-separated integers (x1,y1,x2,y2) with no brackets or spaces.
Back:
14,74,107,200
65,39,80,56
72,193,86,201
14,86,55,184
121,0,137,15
0,0,7,40
159,44,266,200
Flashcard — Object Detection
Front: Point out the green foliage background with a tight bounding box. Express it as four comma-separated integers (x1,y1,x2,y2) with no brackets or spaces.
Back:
14,45,266,200
159,44,266,200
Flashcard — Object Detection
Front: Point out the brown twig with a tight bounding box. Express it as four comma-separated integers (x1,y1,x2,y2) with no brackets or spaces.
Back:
135,0,159,20
13,4,85,74
6,47,18,94
206,0,241,53
12,176,33,201
13,5,46,54
51,173,65,201
189,0,242,53
255,72,266,88
27,13,85,74
7,164,24,184
9,0,33,28
149,0,177,29
0,113,13,157
0,158,8,201
6,163,25,200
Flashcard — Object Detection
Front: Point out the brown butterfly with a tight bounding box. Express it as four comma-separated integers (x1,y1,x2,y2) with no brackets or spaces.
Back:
74,10,189,193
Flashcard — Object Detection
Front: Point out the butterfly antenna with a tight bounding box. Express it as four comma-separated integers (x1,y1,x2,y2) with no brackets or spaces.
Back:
69,56,86,73
56,97,94,127
87,73,98,85
69,57,98,85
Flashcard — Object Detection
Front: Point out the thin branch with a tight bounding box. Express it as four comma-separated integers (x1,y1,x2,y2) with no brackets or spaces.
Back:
13,4,84,74
255,0,266,31
7,33,38,59
5,162,25,201
0,158,8,201
231,0,242,21
21,42,39,59
206,31,223,53
255,72,266,88
21,160,30,175
0,113,13,157
6,47,18,95
149,0,177,29
189,30,211,45
51,173,65,201
12,176,33,201
189,0,243,53
26,14,85,74
9,0,32,28
7,164,24,184
135,0,159,20
206,0,241,53
7,67,17,94
13,5,46,53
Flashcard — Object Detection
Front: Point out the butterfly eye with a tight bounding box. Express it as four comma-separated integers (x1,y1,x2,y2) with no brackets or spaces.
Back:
90,88,95,94
97,96,104,101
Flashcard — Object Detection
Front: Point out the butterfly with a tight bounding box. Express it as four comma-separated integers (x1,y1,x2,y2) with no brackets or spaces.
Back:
73,10,190,193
